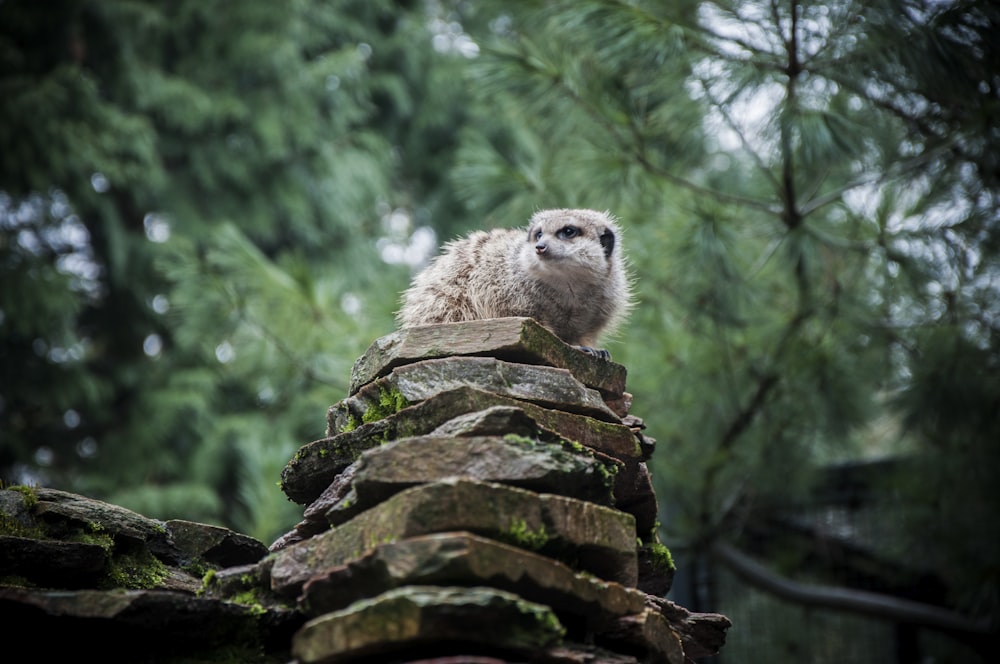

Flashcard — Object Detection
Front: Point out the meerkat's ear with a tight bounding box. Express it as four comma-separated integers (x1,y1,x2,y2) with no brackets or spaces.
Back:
599,228,615,258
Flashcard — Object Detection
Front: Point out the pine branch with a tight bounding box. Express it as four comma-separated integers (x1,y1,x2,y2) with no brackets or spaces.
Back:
693,73,783,196
486,45,782,214
228,302,344,391
777,0,803,231
632,150,781,215
798,140,957,217
697,370,780,533
697,306,812,534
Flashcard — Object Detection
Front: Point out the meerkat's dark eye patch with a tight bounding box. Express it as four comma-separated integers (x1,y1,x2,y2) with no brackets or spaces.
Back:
529,228,542,242
556,225,579,239
599,229,615,257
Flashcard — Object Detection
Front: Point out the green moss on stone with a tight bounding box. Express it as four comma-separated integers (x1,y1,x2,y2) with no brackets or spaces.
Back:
362,385,410,424
0,512,45,539
647,541,675,574
530,604,567,640
69,521,116,553
8,484,39,508
504,518,548,551
183,559,210,580
343,413,361,432
502,433,537,448
0,574,33,588
104,545,169,589
198,568,219,596
228,588,268,616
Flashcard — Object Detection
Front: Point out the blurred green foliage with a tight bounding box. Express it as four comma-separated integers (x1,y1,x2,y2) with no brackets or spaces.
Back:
1,0,997,626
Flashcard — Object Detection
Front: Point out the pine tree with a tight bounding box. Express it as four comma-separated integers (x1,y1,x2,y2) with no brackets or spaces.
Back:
3,0,997,622
451,0,1000,626
0,0,477,542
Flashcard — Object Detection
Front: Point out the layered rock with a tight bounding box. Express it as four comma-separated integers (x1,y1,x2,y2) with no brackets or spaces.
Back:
264,318,729,662
0,486,297,661
0,317,730,662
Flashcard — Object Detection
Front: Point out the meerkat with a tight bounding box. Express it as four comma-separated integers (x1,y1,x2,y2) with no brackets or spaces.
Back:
396,208,633,357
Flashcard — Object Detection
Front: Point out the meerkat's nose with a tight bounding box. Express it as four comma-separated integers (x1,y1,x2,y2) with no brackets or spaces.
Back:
535,243,548,255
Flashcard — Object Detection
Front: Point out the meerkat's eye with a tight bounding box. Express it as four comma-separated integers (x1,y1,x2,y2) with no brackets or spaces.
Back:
534,230,543,241
557,226,579,239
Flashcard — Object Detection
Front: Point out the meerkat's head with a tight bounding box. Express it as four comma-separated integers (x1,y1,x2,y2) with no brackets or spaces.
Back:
519,209,620,285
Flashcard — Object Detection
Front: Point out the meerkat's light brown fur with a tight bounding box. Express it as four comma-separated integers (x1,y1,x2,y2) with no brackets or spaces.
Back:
397,208,633,350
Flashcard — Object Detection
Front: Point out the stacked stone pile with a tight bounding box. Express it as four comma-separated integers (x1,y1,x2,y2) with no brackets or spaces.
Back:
256,317,730,663
0,317,730,662
0,487,299,660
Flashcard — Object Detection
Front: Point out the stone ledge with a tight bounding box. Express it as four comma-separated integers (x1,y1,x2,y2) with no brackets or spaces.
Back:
297,531,647,620
349,317,627,401
270,479,638,596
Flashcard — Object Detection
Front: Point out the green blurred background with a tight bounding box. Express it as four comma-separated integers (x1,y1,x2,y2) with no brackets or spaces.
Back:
2,1,997,660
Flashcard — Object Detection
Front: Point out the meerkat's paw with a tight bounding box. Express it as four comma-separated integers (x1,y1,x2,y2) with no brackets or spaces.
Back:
575,345,611,361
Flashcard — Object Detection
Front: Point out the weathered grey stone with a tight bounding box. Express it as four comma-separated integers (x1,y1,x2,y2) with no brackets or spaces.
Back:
390,648,642,663
0,534,107,587
0,316,734,664
540,646,641,663
292,585,566,664
637,539,676,597
282,388,642,507
647,596,732,660
277,418,624,549
349,317,627,402
0,488,266,594
0,489,33,529
298,532,647,619
319,434,618,527
619,462,659,540
336,356,621,428
270,479,638,596
430,404,542,438
0,586,301,659
621,414,655,460
280,432,382,506
326,388,640,461
32,488,174,557
198,561,300,616
165,519,267,567
596,608,686,664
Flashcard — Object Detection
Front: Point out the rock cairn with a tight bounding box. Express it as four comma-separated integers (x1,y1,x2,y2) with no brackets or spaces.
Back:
264,317,730,663
0,317,730,663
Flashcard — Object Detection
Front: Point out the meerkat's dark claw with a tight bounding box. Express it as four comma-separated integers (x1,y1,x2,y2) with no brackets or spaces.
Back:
575,345,611,361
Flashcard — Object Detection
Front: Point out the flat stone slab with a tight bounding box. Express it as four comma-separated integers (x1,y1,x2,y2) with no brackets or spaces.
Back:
164,519,267,567
0,535,107,588
0,487,266,592
298,532,647,619
292,585,565,663
30,487,173,551
326,388,639,461
598,608,686,664
274,428,622,550
647,596,732,661
270,479,638,596
336,356,621,428
280,432,383,506
316,434,618,527
283,388,641,507
428,404,546,437
350,317,627,401
0,586,301,656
